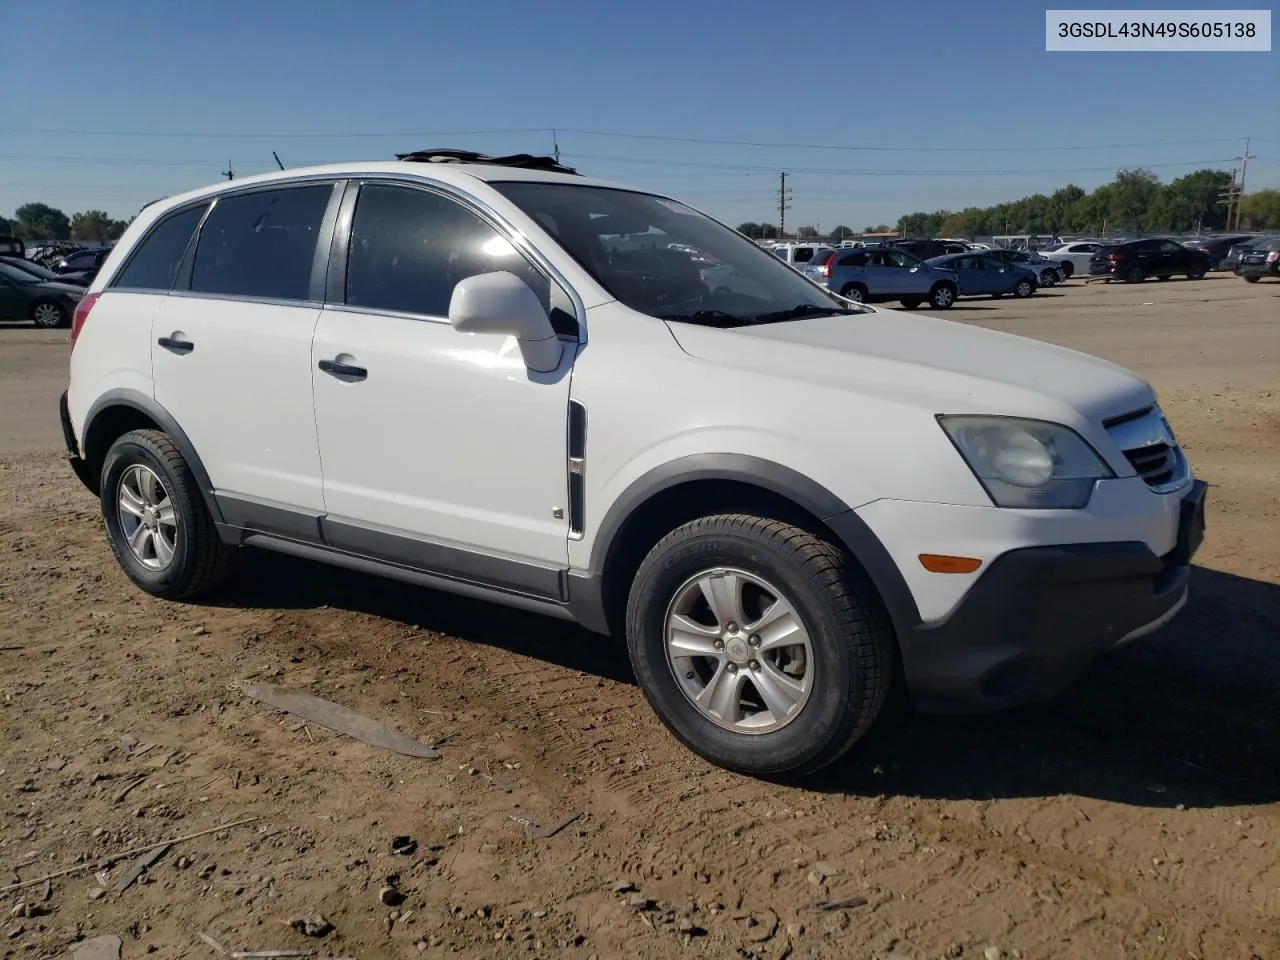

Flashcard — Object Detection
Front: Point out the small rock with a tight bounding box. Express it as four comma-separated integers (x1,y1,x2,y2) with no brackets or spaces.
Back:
192,626,209,636
91,828,105,839
806,870,824,886
9,903,26,919
46,757,67,772
287,914,332,938
6,924,22,939
628,895,654,911
531,909,547,919
176,856,192,869
612,881,636,894
945,943,964,958
786,922,805,938
389,910,401,922
390,836,417,856
71,934,123,960
984,948,1004,960
476,906,491,919
41,879,52,902
379,885,405,907
86,887,106,901
812,860,836,878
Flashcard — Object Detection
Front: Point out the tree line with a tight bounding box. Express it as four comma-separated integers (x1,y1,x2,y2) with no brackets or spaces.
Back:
0,203,131,244
736,169,1280,240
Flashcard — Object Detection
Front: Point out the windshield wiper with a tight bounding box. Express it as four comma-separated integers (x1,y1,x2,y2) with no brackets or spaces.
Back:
657,309,750,327
750,304,861,324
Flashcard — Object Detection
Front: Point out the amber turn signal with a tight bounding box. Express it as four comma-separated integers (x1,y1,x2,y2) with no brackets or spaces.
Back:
918,554,983,574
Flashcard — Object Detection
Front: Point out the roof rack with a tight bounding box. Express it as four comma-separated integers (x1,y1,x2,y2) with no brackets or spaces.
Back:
395,148,580,176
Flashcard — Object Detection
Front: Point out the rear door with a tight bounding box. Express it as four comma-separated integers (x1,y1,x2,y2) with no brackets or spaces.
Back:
151,181,340,518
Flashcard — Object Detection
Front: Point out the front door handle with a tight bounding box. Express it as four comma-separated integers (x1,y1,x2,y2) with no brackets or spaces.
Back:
318,358,368,381
157,336,194,354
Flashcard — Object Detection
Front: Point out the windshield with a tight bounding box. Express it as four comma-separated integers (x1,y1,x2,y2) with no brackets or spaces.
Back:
0,258,58,280
490,182,865,326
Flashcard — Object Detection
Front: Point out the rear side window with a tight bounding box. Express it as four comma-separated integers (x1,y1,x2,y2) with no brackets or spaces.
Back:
115,206,209,292
190,185,331,301
838,252,867,267
345,182,576,335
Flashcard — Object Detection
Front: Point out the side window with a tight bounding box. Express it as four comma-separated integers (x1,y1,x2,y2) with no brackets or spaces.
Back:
114,205,209,291
793,247,814,264
345,183,576,336
190,184,331,301
1160,240,1183,253
838,252,867,267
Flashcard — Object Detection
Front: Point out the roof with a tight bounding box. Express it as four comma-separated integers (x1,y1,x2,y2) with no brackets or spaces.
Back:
147,157,635,213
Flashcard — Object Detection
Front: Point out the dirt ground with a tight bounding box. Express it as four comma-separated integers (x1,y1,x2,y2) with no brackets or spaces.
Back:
1,275,1277,960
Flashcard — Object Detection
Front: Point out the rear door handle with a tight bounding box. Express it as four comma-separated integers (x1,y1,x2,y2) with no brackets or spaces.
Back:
318,358,368,381
157,336,194,354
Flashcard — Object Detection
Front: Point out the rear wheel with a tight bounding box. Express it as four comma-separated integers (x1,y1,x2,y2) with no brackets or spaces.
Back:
1244,275,1260,283
100,429,236,600
1125,266,1146,283
929,282,956,309
840,283,867,304
626,514,894,778
1187,265,1206,280
31,300,68,328
1038,269,1058,287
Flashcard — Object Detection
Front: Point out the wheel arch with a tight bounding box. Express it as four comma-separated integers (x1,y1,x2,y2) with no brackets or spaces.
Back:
81,389,223,524
568,454,919,642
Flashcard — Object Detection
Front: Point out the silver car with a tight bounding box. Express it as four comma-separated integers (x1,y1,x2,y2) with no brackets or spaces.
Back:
809,246,961,309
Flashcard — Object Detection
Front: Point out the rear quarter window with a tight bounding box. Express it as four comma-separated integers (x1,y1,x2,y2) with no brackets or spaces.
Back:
112,204,209,291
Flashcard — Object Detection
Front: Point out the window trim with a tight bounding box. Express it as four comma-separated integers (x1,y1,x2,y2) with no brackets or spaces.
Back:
323,176,584,342
107,199,212,294
171,180,344,307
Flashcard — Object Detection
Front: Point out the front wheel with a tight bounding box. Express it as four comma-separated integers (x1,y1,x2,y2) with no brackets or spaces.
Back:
929,283,956,309
100,429,236,600
1187,265,1206,280
1244,275,1260,283
1125,266,1146,283
31,300,68,328
1013,278,1035,298
625,515,894,778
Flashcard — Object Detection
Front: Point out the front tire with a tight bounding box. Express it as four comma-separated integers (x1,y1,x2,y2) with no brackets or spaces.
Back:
31,300,68,328
625,515,894,778
1244,275,1260,283
1013,278,1034,298
100,429,236,600
929,282,956,309
1125,266,1146,283
1187,265,1206,280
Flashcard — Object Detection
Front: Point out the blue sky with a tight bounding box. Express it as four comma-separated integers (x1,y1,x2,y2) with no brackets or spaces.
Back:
1,0,1275,229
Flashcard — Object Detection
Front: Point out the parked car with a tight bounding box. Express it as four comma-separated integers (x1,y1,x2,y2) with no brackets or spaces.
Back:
1036,240,1106,277
1222,235,1273,273
0,236,25,259
61,152,1206,778
769,242,834,269
0,259,84,327
1235,236,1280,282
0,255,92,287
1184,234,1262,271
54,245,114,280
925,253,1038,298
888,237,957,260
814,245,960,308
1088,238,1211,282
985,247,1068,284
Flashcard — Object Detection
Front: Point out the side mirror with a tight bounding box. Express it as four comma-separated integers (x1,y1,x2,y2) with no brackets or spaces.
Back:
448,271,562,373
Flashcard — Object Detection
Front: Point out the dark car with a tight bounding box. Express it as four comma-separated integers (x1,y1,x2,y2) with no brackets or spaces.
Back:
0,255,91,287
1235,236,1280,282
1223,234,1273,272
0,260,84,327
925,253,1039,298
54,245,113,280
985,247,1069,284
1088,238,1211,282
1186,234,1261,271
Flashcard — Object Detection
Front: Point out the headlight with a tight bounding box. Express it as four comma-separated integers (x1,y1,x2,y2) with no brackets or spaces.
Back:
938,416,1114,509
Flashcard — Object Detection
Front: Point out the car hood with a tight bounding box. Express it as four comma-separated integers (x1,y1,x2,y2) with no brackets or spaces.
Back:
666,308,1154,424
33,280,86,297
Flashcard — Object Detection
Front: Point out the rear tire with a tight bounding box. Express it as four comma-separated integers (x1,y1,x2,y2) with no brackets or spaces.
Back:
840,283,867,304
625,514,894,778
100,429,236,600
929,282,956,309
1187,265,1206,280
1038,269,1058,287
1125,266,1145,283
1244,275,1260,283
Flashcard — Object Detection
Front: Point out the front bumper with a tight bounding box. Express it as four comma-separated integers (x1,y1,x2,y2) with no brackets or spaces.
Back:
898,480,1207,713
59,389,95,493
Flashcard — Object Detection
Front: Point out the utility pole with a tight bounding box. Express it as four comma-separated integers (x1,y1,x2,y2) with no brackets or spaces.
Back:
778,172,792,239
272,151,285,171
1219,168,1240,231
221,160,234,181
1234,138,1255,229
552,129,561,163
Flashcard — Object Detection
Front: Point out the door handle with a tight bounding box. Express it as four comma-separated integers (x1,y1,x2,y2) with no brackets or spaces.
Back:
157,336,194,354
318,358,368,381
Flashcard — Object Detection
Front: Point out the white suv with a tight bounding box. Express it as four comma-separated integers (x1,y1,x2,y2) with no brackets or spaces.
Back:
62,150,1206,778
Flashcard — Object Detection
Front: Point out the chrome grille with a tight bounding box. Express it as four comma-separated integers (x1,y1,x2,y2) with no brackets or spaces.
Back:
1104,405,1190,492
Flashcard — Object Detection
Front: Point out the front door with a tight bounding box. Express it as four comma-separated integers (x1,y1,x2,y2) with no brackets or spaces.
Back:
151,182,338,516
311,181,577,596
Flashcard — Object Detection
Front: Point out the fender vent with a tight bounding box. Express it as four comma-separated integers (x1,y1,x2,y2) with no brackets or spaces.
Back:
567,400,586,538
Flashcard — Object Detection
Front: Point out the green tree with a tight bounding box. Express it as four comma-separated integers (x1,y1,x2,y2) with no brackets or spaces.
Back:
794,225,820,238
1238,189,1280,229
736,221,763,239
0,214,11,235
14,202,71,241
829,225,854,240
71,210,116,243
863,224,891,234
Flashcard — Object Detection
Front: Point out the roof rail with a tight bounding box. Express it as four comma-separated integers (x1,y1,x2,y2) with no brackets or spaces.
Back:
395,148,579,175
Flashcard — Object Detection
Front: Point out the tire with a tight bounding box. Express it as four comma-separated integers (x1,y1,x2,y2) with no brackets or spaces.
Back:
1013,278,1034,298
625,514,894,778
899,298,922,309
1125,266,1145,283
840,283,867,304
1187,265,1206,280
1038,269,1058,287
1244,275,1260,283
100,429,236,600
30,300,68,328
929,282,956,309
